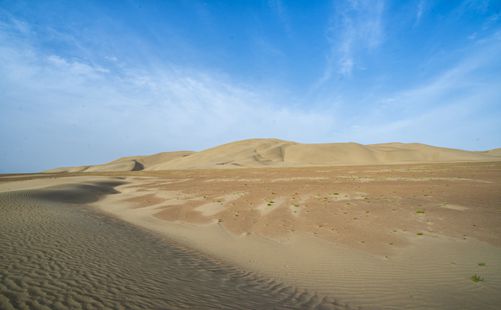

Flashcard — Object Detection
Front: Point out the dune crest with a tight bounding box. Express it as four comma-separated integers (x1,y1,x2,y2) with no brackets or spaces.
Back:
45,138,501,173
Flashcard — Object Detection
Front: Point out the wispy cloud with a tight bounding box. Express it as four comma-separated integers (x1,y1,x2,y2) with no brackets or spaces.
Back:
414,0,426,26
1,2,500,172
316,0,385,86
268,0,291,35
0,16,335,172
341,31,501,149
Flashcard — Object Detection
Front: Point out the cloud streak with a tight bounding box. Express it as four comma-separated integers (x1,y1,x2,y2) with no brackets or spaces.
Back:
0,2,500,172
341,30,501,149
0,16,336,172
414,0,426,26
317,0,385,86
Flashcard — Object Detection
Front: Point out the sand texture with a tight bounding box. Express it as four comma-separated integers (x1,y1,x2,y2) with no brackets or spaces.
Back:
2,161,500,309
44,139,501,172
0,183,343,309
92,161,501,309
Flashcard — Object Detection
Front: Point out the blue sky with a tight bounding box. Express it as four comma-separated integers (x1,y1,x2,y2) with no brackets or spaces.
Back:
1,0,500,172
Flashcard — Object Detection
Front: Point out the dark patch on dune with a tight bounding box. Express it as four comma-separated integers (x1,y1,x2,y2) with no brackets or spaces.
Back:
131,160,144,171
29,181,125,204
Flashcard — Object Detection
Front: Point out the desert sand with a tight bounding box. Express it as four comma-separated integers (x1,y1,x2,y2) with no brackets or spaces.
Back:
43,139,501,173
0,181,333,309
2,139,501,309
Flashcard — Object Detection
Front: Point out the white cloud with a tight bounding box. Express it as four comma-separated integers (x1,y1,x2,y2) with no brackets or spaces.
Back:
1,9,500,172
414,0,426,26
340,32,501,150
46,55,110,77
316,0,385,87
0,18,336,172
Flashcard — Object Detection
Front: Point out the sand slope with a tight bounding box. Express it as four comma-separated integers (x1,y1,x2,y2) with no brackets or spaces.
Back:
151,139,501,170
484,148,501,156
44,151,193,173
44,165,91,173
45,139,501,172
149,138,294,170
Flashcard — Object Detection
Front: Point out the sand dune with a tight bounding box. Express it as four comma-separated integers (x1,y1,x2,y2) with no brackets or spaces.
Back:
484,147,501,156
44,165,90,173
111,150,194,167
149,138,293,170
44,138,501,173
44,151,193,173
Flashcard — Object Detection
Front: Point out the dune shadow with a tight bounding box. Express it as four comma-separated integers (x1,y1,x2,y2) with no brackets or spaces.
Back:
29,181,125,204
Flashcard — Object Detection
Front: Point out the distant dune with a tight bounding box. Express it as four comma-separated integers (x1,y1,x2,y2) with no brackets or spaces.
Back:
484,148,501,156
44,139,501,173
44,151,193,173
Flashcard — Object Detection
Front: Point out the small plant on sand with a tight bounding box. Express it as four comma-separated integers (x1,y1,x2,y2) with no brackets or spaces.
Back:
416,209,425,214
478,262,486,267
416,232,424,236
471,274,484,283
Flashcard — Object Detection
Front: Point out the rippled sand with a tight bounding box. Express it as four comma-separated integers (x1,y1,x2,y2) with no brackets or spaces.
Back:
0,184,344,310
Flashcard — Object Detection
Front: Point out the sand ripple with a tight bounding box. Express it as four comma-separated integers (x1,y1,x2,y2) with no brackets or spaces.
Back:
0,189,347,310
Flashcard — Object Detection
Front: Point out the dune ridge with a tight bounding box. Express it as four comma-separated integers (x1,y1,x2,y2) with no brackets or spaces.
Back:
45,138,501,173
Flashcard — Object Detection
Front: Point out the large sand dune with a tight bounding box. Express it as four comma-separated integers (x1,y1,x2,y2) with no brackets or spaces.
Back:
45,139,501,173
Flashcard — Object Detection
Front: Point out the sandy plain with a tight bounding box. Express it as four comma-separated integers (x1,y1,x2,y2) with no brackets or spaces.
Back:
1,161,501,309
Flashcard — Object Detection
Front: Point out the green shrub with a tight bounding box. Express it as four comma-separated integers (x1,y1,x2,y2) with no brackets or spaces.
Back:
471,274,484,283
